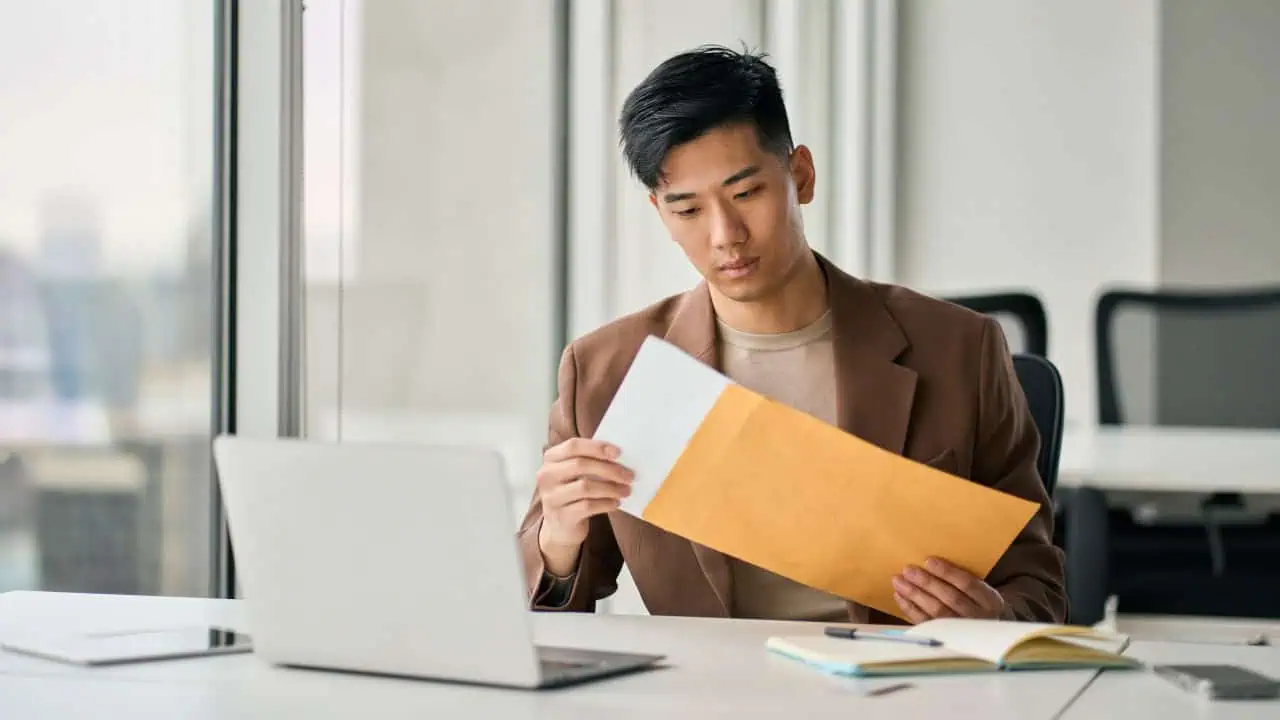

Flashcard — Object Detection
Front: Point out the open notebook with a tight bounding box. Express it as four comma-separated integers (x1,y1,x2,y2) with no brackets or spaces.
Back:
767,619,1138,677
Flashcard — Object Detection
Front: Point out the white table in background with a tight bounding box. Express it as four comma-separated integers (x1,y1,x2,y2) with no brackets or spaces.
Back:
1062,640,1280,719
1055,425,1280,623
1059,425,1280,493
0,591,1098,719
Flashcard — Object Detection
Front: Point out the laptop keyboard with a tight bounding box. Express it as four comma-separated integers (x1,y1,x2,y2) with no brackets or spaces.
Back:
538,646,607,672
542,659,592,673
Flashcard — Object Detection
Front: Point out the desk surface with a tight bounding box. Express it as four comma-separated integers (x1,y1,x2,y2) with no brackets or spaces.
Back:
1062,640,1280,719
0,591,1101,719
1059,425,1280,493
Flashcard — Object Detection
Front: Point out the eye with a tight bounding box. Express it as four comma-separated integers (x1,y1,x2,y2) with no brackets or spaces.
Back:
674,207,700,218
734,184,763,200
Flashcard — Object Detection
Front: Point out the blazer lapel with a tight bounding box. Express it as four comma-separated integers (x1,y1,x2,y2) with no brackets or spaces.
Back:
821,256,918,455
660,284,733,617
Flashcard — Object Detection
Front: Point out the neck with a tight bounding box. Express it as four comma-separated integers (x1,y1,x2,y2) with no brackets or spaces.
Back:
711,251,828,334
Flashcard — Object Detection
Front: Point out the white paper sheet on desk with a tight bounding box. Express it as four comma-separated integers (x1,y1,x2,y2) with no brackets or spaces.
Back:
592,336,729,516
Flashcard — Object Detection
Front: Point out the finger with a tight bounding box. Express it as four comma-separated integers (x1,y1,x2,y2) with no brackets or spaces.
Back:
543,477,629,509
563,457,634,486
562,497,622,523
922,558,987,597
566,476,631,500
924,558,1003,610
551,461,633,493
537,457,633,489
543,437,621,464
893,574,962,619
902,567,984,617
894,591,930,624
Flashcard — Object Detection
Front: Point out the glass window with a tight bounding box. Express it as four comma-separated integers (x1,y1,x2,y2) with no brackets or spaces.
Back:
0,1,217,596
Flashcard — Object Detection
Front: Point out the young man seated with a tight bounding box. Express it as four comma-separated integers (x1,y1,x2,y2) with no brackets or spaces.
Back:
517,46,1065,625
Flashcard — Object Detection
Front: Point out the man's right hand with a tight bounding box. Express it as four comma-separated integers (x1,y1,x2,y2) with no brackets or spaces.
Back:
536,438,634,577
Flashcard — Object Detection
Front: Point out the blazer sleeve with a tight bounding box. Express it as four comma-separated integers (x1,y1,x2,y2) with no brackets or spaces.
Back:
516,342,625,612
973,318,1069,623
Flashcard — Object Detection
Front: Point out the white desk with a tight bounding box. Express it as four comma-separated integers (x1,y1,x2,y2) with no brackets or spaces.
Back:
1062,640,1280,719
1059,426,1280,494
1056,425,1280,624
0,591,1099,719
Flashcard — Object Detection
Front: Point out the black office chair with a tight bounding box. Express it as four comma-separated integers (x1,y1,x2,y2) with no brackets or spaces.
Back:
1068,287,1280,623
946,292,1049,357
1013,353,1065,499
1096,288,1280,427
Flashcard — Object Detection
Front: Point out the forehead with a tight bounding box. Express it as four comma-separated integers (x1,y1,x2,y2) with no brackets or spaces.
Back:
656,123,775,191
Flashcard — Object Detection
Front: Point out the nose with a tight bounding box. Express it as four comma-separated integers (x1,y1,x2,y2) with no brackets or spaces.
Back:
709,202,748,250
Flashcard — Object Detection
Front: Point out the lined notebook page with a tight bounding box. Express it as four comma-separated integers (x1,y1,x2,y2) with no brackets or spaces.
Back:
904,619,1127,664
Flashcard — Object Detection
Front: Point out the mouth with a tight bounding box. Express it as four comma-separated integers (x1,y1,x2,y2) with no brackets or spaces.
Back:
717,257,760,278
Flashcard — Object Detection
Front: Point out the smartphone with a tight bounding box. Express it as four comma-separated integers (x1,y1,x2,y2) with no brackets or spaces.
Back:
0,626,252,667
1154,664,1280,700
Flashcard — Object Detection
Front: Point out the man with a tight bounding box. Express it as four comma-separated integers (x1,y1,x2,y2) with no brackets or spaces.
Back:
517,46,1066,624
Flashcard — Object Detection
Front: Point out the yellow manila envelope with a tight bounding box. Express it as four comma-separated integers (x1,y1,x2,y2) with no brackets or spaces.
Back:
593,336,1039,619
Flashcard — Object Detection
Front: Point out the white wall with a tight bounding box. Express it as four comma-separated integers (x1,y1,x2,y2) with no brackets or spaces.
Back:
894,0,1160,425
1146,0,1280,429
1159,0,1280,286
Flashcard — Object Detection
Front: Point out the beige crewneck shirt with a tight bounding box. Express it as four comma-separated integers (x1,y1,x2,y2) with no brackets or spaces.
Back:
716,309,850,622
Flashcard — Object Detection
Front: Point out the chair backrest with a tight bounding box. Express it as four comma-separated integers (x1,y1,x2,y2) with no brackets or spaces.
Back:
947,292,1048,357
1013,353,1064,497
1096,288,1280,427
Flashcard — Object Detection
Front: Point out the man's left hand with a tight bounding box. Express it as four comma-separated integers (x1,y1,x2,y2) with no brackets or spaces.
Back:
892,558,1005,622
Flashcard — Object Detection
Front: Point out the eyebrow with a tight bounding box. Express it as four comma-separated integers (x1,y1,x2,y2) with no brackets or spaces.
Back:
722,164,761,186
660,165,762,203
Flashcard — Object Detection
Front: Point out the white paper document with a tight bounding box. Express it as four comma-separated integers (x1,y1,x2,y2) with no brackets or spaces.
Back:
592,336,729,516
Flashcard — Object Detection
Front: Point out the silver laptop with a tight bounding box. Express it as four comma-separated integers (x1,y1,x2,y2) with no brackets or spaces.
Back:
212,435,662,689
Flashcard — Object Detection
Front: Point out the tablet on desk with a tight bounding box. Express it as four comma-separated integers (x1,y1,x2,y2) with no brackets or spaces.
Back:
0,626,252,666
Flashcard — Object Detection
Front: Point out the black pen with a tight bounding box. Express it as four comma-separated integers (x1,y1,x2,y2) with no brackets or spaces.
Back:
823,626,942,647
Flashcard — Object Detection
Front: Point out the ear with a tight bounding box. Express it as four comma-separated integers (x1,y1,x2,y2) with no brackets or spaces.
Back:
790,145,816,205
648,192,659,211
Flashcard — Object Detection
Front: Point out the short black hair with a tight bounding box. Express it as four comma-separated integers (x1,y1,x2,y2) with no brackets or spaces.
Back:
619,45,794,190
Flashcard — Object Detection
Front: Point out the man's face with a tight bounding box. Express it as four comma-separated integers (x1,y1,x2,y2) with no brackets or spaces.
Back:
649,123,815,303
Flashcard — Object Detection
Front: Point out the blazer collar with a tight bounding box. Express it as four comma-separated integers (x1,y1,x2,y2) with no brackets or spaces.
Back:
659,251,919,617
661,252,915,434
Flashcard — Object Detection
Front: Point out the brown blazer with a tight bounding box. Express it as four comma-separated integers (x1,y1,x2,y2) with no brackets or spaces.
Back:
517,254,1067,624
